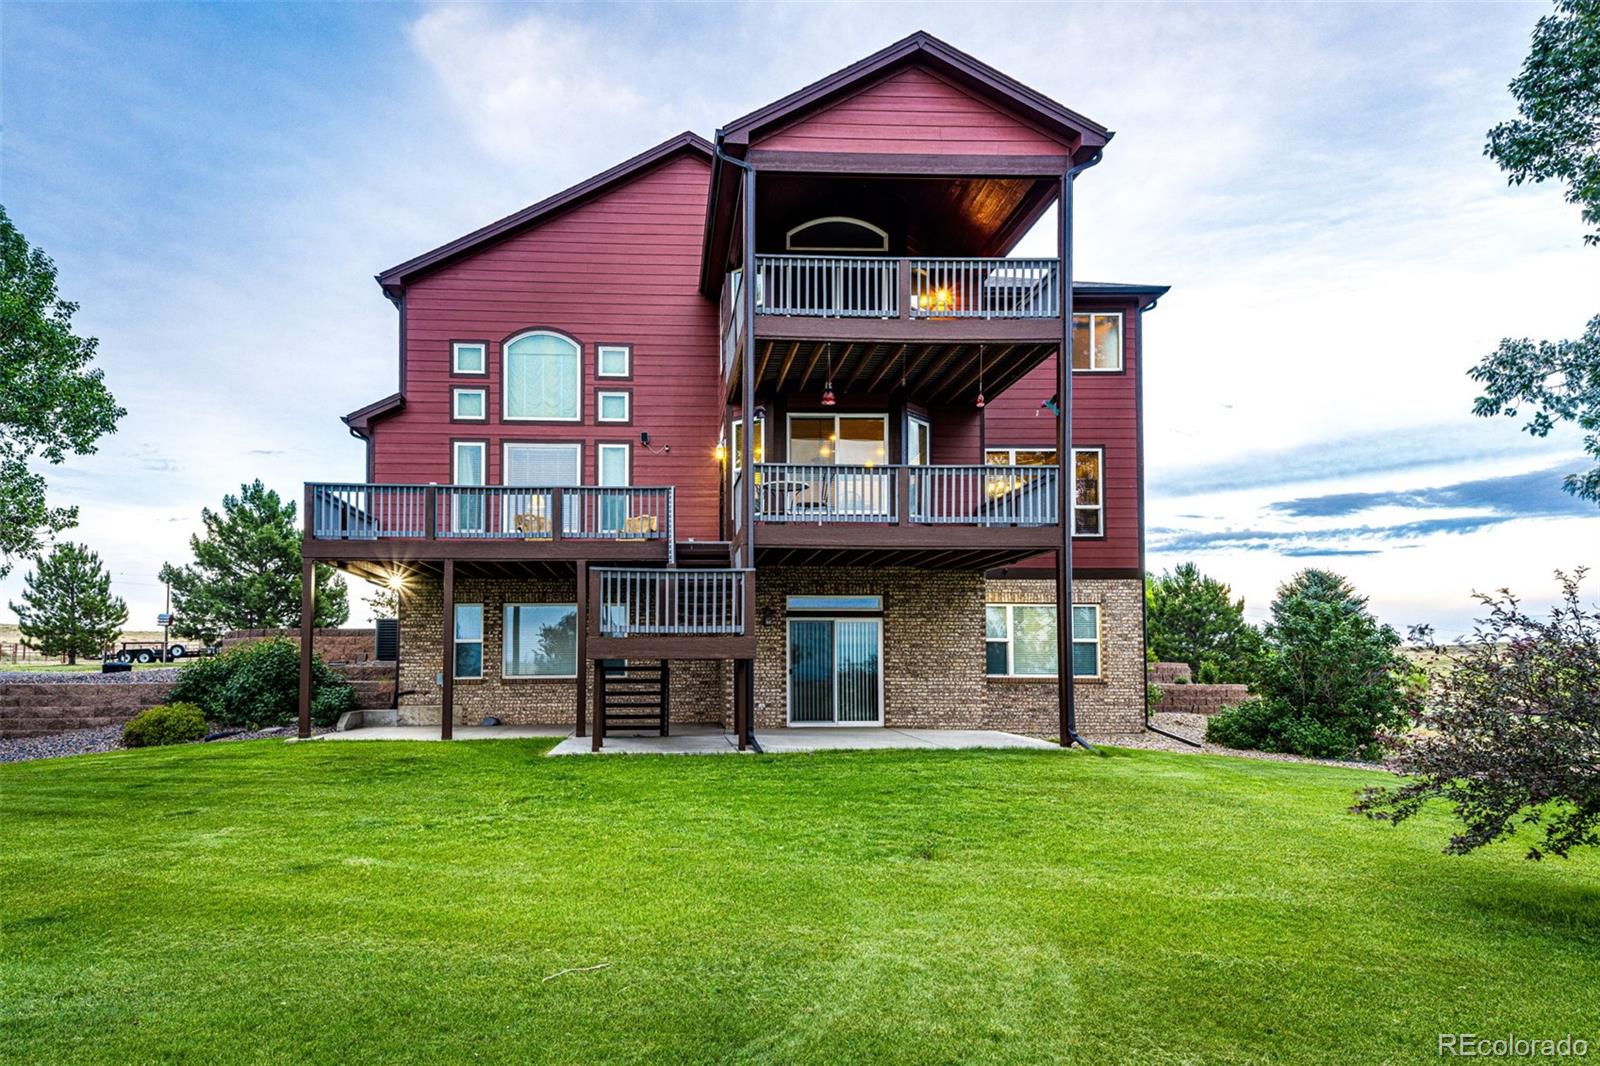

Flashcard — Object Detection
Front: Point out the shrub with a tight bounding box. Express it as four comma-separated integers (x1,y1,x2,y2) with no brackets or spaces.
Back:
1207,570,1410,761
123,703,207,748
169,637,354,730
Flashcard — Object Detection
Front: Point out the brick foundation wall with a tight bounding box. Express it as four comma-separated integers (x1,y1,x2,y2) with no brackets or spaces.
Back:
981,577,1146,737
396,574,726,727
751,567,989,731
221,628,377,663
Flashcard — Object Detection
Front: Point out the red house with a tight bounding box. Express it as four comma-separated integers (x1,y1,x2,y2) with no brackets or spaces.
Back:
301,32,1167,748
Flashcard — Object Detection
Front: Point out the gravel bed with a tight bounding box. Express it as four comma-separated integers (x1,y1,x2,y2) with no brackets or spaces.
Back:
0,668,182,684
1094,712,1396,772
0,724,321,764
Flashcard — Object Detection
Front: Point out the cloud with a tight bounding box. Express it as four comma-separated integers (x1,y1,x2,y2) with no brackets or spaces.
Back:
1269,464,1596,520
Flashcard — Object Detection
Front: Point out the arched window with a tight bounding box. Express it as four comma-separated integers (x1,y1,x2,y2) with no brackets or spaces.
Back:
785,216,889,253
503,330,580,421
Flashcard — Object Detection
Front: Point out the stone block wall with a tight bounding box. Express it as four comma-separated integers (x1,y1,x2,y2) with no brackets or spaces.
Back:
1154,683,1251,715
221,627,378,663
396,574,725,727
981,577,1146,737
1148,661,1192,685
0,681,176,738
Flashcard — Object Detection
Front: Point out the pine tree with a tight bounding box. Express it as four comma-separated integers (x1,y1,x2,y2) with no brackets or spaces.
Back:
159,480,348,643
9,542,128,664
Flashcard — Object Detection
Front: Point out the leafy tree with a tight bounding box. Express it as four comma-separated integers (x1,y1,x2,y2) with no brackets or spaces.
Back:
1145,562,1264,683
159,480,347,643
364,584,400,621
0,206,126,577
1206,569,1410,760
1470,0,1600,504
8,542,128,664
1355,570,1600,859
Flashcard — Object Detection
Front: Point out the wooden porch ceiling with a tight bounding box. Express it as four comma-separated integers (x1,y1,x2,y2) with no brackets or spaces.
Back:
755,545,1050,571
735,337,1057,407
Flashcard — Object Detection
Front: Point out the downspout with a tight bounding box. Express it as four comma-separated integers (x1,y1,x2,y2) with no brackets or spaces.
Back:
1060,147,1105,754
1133,292,1201,750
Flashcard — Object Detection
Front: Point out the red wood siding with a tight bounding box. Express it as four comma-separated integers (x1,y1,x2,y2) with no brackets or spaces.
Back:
756,67,1071,156
981,299,1141,572
369,154,725,540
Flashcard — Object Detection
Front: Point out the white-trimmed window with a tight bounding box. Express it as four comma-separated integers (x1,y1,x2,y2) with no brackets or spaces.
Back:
983,446,1104,536
503,603,578,678
452,341,487,375
985,604,1100,678
504,330,580,421
1071,312,1123,371
597,344,631,378
731,418,765,473
596,390,631,423
454,604,483,679
502,442,580,487
452,388,486,421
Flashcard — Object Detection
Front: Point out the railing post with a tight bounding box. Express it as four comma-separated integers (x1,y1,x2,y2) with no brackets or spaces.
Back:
897,258,911,320
550,488,564,543
896,467,910,526
303,484,315,543
424,485,437,540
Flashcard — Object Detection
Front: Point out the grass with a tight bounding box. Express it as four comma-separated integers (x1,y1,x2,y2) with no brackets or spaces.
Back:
2,741,1596,1064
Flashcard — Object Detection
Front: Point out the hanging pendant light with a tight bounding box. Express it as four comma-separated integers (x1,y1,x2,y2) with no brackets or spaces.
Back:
821,343,837,406
974,344,987,409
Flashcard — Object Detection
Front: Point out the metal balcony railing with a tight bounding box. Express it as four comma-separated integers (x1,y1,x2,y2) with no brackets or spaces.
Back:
750,463,1059,526
595,568,751,636
744,255,1061,320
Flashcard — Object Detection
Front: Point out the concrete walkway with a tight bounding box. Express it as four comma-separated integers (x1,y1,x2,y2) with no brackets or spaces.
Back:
314,722,1055,756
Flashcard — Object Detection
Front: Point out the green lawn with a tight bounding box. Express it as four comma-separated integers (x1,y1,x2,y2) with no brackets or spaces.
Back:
3,741,1596,1064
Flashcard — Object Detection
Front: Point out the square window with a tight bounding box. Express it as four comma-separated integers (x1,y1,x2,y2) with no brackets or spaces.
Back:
597,391,630,423
597,345,631,378
1071,314,1122,371
453,388,486,420
503,603,578,678
452,342,487,375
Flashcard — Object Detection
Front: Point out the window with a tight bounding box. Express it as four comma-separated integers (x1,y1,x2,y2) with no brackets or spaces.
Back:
785,216,889,253
451,441,487,532
452,388,486,421
504,330,580,420
985,604,1100,678
503,603,578,678
787,595,882,612
454,604,483,679
503,442,580,486
983,446,1104,536
788,414,888,466
731,418,764,473
1072,448,1103,536
908,416,931,465
596,390,631,423
452,342,487,375
597,344,631,378
1071,312,1123,371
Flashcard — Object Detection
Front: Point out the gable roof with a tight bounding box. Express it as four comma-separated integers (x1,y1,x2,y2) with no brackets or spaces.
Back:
717,31,1110,156
376,131,713,294
342,392,404,434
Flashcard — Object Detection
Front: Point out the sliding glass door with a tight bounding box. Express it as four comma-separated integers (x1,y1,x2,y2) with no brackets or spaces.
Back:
787,617,883,725
787,414,890,516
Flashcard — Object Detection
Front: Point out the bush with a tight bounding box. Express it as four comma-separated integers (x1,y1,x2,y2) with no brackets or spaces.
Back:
169,637,354,730
123,703,207,748
1207,570,1410,761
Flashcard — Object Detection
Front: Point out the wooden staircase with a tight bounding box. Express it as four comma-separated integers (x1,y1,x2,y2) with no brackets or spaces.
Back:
674,540,734,569
598,660,670,736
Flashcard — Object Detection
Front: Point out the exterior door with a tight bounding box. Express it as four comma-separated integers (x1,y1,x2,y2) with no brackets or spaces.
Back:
597,443,629,533
788,414,890,516
907,416,931,517
787,617,883,725
452,441,486,534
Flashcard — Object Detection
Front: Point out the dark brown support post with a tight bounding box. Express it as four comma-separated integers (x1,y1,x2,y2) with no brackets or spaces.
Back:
441,558,454,740
740,166,757,568
1056,170,1075,748
897,257,912,319
895,466,910,527
297,558,314,738
575,561,588,737
550,488,564,544
424,485,438,540
735,659,748,752
591,660,604,752
661,660,671,737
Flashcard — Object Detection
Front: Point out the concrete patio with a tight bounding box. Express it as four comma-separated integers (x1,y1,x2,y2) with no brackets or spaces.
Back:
311,722,1055,755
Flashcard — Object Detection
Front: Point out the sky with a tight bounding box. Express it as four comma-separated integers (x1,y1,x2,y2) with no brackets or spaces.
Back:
2,1,1596,638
